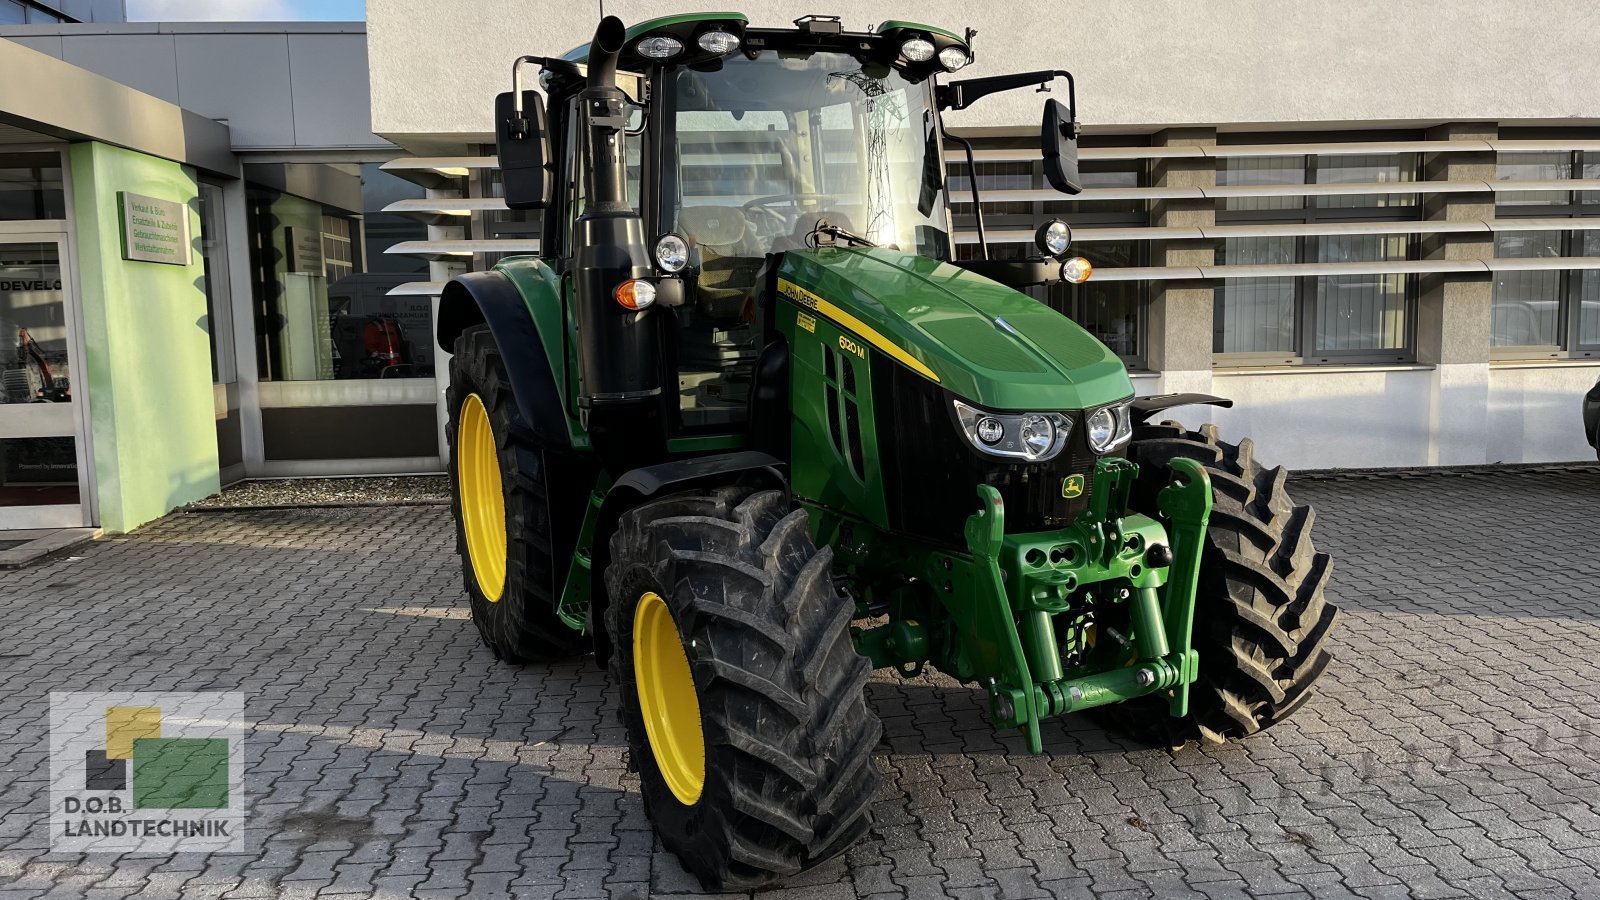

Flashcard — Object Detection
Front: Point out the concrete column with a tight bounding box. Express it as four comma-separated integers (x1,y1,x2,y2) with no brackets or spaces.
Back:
1418,122,1496,464
1145,127,1216,400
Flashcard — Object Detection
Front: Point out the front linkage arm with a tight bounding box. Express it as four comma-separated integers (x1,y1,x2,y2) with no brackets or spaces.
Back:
963,457,1213,752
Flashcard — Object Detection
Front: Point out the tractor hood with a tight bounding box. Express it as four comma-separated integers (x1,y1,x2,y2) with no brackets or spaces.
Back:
777,248,1134,412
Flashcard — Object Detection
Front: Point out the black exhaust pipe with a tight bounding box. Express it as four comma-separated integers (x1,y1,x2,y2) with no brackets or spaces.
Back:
572,16,666,465
581,15,628,211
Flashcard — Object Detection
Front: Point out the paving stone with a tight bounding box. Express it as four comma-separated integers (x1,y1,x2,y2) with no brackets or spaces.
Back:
2,473,1599,898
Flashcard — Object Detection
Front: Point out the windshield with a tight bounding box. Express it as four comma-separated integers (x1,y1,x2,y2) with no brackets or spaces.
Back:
663,51,950,260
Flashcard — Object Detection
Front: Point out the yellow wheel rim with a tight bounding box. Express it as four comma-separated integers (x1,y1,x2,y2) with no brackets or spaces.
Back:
457,393,506,602
633,591,705,806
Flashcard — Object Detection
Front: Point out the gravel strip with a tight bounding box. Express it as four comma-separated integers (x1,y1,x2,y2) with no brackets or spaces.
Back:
188,475,449,509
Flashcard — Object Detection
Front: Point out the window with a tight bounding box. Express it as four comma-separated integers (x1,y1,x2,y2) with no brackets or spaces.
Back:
1214,153,1419,363
0,1,24,24
196,181,233,384
948,141,1149,365
0,152,66,221
947,161,1032,215
245,162,431,381
1491,152,1600,357
1046,240,1145,362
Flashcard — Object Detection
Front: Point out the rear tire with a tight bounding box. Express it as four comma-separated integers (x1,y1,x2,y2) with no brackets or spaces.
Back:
1124,422,1340,743
446,324,581,663
605,487,882,890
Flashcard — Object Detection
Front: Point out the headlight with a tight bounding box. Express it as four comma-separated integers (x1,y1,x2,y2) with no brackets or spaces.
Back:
1035,220,1072,259
953,400,1071,462
635,35,683,59
654,233,688,273
937,46,970,71
1086,401,1133,453
900,38,935,62
696,29,740,54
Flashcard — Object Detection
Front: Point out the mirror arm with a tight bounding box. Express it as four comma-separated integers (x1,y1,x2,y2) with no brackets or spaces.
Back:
940,69,1077,130
508,56,541,138
507,55,584,137
944,127,989,262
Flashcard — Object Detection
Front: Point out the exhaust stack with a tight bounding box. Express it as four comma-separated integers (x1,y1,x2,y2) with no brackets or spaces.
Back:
571,16,666,464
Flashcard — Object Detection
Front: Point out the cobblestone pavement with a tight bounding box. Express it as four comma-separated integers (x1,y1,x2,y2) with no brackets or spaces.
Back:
2,468,1599,899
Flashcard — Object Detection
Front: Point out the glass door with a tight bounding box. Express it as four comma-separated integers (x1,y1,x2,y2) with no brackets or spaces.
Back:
0,233,89,528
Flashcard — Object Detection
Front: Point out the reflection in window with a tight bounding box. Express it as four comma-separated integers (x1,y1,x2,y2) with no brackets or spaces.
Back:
1040,159,1143,217
0,436,79,507
1215,237,1296,354
947,162,1032,215
1313,235,1408,352
1220,156,1304,212
1497,151,1573,206
0,242,70,403
1220,153,1416,213
0,152,66,221
1313,154,1416,210
197,182,229,383
1215,150,1418,363
1491,155,1600,356
1492,232,1563,347
246,163,430,381
1581,231,1600,347
1047,241,1144,361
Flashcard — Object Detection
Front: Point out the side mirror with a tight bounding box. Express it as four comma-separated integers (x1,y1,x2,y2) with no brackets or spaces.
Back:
1041,98,1083,195
495,89,553,210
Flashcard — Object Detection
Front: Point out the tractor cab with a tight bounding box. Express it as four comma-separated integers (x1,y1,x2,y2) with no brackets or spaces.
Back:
494,13,1088,454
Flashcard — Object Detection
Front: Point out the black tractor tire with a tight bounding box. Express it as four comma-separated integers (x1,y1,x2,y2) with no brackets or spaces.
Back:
446,324,582,664
1122,421,1340,744
605,486,882,890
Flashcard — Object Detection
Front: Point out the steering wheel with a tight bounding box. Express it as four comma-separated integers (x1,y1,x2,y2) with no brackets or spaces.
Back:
741,194,840,233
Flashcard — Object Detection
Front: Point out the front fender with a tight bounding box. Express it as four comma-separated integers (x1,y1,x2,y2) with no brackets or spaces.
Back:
438,267,573,448
589,452,789,665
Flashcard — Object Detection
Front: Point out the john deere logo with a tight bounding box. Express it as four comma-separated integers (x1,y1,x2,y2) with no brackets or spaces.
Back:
1061,474,1085,498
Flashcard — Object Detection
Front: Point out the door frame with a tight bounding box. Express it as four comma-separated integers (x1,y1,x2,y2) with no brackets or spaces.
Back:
0,220,96,529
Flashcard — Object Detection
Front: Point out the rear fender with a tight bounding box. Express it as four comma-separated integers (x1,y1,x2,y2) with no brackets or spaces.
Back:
589,451,788,664
438,268,573,448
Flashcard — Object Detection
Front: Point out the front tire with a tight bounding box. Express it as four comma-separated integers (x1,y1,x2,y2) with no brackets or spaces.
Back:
1128,422,1341,743
446,324,581,663
605,487,882,890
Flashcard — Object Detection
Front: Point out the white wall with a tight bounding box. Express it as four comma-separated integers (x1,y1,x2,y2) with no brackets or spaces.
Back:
1133,363,1600,470
1487,364,1600,464
367,0,1600,150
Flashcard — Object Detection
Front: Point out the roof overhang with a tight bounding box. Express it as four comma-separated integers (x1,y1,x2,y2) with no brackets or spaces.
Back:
0,36,236,176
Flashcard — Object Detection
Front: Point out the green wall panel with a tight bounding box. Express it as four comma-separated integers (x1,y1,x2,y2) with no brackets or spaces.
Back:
70,142,219,533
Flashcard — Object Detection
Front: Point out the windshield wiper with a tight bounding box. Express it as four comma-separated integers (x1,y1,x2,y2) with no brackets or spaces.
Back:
807,218,876,249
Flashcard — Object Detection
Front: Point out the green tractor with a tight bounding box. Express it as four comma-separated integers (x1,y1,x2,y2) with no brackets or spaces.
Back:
438,12,1339,889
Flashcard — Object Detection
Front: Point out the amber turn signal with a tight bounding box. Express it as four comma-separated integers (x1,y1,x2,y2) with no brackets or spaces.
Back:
614,279,657,310
1060,257,1093,284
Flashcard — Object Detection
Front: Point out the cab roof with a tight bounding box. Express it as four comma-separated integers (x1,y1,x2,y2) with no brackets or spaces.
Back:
558,12,969,77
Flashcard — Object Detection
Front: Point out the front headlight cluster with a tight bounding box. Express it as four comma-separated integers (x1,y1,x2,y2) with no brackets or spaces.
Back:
953,399,1134,460
953,401,1071,462
1085,401,1133,453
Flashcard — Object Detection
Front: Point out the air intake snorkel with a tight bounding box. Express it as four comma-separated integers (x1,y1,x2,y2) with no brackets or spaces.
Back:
572,16,665,462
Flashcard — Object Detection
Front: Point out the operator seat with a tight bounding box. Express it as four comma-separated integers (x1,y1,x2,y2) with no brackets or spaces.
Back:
679,205,762,320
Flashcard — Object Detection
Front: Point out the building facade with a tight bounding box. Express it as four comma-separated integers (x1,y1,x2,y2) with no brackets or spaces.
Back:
1,19,436,533
365,0,1600,471
3,1,1596,534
